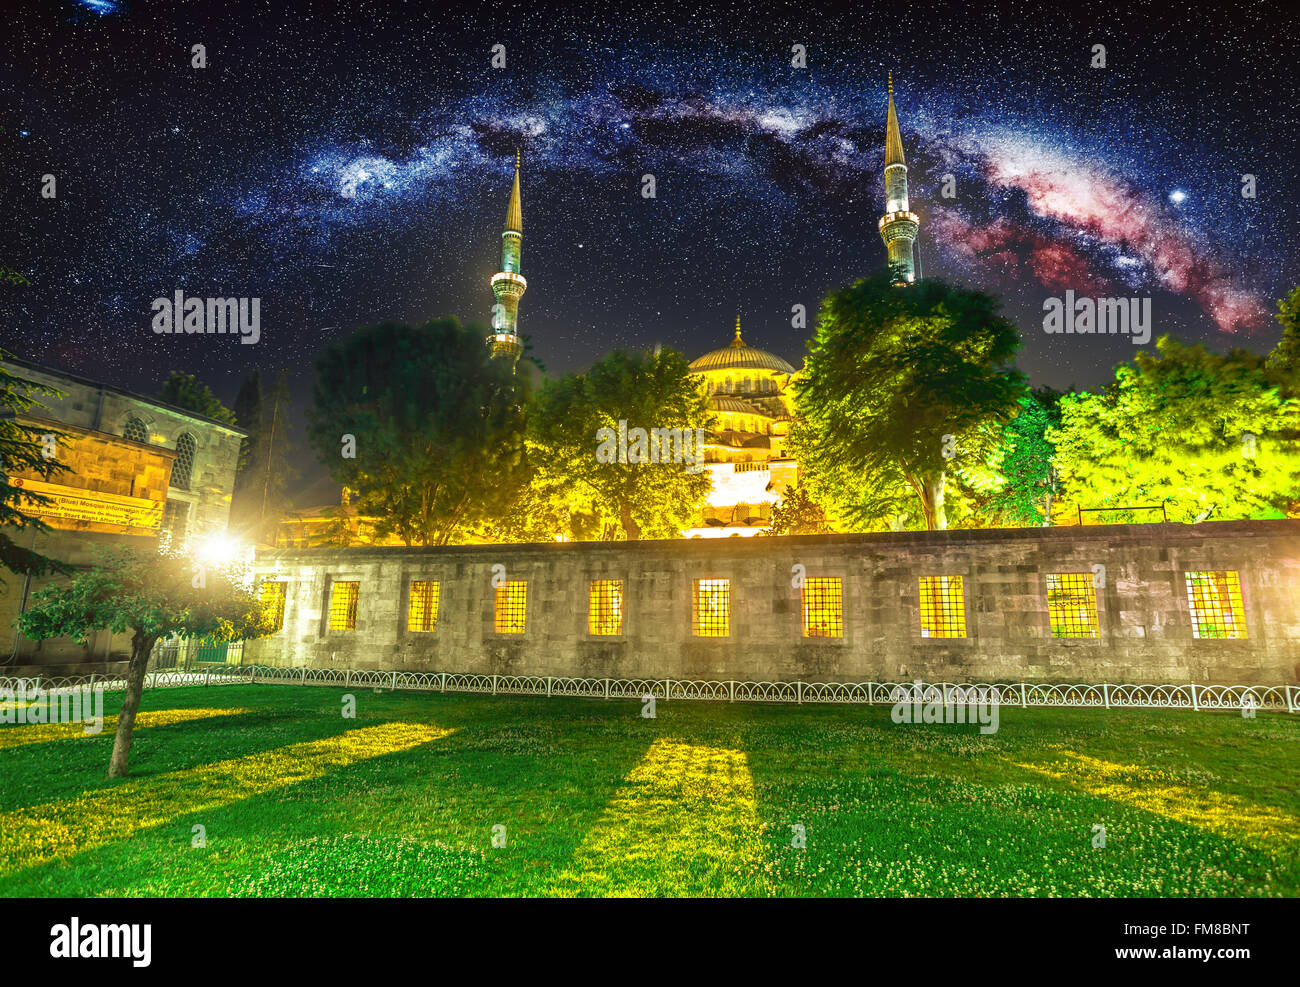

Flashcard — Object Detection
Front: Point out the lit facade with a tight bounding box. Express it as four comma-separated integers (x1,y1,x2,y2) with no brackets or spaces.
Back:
685,317,799,538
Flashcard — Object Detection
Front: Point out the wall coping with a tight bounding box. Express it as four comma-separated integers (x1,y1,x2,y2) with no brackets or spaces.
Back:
254,518,1300,564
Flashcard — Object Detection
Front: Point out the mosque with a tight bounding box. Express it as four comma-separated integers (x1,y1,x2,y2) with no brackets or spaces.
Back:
278,77,918,545
480,74,919,538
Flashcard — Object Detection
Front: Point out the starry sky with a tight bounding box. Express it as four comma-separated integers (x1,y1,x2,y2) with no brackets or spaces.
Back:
2,0,1297,499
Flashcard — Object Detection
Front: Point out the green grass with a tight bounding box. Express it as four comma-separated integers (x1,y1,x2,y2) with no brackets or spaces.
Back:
1,683,1297,897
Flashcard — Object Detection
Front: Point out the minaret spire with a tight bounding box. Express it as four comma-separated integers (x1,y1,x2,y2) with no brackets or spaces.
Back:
877,73,920,285
733,313,742,343
489,149,527,368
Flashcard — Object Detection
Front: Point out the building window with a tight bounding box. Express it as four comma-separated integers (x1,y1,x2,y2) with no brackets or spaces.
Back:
328,581,360,632
494,580,527,634
919,576,966,639
1184,570,1247,639
259,581,287,633
170,432,196,489
802,577,843,638
408,580,440,632
160,499,189,548
588,579,624,636
1046,573,1100,638
123,416,147,443
692,578,730,637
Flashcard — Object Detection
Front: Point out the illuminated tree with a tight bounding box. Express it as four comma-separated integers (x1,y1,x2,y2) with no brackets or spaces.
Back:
765,484,833,535
308,318,528,546
527,349,713,540
1050,335,1300,522
17,548,275,777
985,388,1064,526
794,270,1026,530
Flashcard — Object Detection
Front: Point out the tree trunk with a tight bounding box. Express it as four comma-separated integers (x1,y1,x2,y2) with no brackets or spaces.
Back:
620,500,641,541
107,630,158,778
924,472,948,531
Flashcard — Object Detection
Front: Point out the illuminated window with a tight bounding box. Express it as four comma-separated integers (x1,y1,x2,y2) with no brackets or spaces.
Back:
919,576,966,639
588,579,624,635
328,581,359,631
1185,570,1247,639
170,432,196,489
259,581,287,632
123,416,147,443
802,577,843,638
494,580,527,634
1046,573,1100,638
692,578,730,637
407,580,440,632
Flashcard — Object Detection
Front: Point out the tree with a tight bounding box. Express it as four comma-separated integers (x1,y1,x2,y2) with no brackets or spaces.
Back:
794,270,1027,530
158,371,237,425
764,483,833,535
528,349,713,540
231,369,297,545
307,318,528,546
985,388,1064,527
16,548,275,777
1267,285,1300,391
1050,335,1300,523
0,348,74,579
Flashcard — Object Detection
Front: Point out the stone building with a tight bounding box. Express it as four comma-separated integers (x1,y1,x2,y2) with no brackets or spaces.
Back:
0,356,244,672
245,520,1300,686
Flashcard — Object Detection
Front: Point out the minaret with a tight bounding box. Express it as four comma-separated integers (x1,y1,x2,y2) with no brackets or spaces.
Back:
488,149,527,367
877,72,921,285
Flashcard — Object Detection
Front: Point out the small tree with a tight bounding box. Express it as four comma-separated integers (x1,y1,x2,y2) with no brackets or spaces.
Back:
765,484,833,535
16,548,276,777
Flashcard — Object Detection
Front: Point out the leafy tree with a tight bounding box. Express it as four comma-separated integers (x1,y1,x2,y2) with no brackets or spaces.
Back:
16,548,275,777
528,348,713,540
308,318,528,546
1267,285,1300,391
1050,336,1300,523
158,371,237,426
794,270,1026,530
985,388,1064,526
0,347,73,579
231,369,297,545
764,483,833,535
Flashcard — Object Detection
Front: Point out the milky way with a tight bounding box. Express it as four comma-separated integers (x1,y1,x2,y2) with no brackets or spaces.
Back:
2,0,1297,411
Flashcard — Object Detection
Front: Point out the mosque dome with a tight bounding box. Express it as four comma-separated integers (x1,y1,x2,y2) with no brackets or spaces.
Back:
688,317,797,375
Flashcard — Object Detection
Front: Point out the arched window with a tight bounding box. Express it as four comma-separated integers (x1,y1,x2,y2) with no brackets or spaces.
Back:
725,377,733,394
123,416,147,443
171,432,196,489
744,377,752,392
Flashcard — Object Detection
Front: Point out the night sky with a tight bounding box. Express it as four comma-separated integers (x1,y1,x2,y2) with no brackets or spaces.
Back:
2,0,1297,499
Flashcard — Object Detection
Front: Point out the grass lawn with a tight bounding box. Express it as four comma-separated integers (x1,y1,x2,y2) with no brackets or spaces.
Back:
1,683,1297,897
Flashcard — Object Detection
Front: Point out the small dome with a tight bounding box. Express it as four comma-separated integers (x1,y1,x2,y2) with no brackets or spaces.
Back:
689,318,797,375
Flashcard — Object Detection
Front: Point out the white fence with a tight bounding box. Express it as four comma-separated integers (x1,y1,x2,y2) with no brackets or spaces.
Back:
1,665,1296,713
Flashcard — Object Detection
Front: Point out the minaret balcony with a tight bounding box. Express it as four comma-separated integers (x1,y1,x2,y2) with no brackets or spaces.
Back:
878,210,920,231
490,271,528,297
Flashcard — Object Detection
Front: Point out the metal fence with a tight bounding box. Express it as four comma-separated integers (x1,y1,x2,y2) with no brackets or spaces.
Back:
1,665,1295,713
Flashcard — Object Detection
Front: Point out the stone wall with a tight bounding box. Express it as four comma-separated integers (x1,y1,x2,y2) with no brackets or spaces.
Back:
246,520,1300,685
3,358,245,541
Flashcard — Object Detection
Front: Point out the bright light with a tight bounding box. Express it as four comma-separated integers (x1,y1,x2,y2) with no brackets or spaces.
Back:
1168,189,1187,204
191,533,254,586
